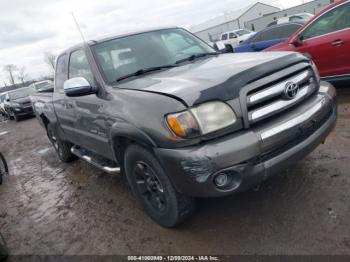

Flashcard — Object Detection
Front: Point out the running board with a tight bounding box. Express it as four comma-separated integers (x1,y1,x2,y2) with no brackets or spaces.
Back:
71,145,120,174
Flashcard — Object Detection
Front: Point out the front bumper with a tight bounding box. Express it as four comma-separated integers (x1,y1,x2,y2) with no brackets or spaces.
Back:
12,106,34,116
155,82,337,198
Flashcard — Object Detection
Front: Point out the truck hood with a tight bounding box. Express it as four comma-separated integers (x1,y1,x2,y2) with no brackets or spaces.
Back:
117,52,308,106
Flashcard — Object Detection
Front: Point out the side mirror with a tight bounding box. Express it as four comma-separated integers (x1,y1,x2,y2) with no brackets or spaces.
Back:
64,77,96,97
290,35,303,47
5,99,10,102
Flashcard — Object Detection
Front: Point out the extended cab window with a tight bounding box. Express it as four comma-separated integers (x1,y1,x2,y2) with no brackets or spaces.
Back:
69,50,94,85
55,54,67,92
221,34,228,40
253,29,276,42
301,3,350,40
272,24,302,39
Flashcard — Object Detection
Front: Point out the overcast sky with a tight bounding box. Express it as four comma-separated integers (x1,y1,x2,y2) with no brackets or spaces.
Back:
0,0,304,85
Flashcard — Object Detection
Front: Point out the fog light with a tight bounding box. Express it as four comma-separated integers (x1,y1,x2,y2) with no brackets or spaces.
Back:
214,173,229,188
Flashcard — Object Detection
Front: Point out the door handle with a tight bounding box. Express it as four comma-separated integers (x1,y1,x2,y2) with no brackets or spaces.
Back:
332,39,344,46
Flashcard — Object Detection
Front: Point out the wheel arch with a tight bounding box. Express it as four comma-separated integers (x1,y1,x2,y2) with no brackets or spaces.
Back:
110,123,157,166
41,114,50,130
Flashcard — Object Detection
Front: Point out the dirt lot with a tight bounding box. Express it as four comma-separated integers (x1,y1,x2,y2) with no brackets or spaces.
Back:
0,88,350,255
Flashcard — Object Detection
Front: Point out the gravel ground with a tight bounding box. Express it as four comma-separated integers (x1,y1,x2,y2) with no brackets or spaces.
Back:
0,88,349,255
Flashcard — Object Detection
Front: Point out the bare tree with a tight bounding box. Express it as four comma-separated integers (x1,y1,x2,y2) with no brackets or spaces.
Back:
3,64,18,86
44,52,56,71
18,67,28,85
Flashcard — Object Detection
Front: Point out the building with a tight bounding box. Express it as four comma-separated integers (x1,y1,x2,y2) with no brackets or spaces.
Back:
190,2,280,42
245,0,336,32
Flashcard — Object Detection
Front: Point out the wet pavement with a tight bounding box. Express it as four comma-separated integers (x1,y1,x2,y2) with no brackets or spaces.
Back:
0,88,349,255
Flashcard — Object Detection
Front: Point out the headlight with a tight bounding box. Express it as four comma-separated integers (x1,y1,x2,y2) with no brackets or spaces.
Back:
166,101,236,138
12,102,21,107
310,61,320,83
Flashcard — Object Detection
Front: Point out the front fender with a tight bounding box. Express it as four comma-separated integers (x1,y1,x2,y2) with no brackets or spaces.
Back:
110,122,157,163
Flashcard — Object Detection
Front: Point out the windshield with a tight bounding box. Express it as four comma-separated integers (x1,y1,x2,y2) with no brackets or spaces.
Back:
93,28,215,83
235,30,251,36
9,88,34,100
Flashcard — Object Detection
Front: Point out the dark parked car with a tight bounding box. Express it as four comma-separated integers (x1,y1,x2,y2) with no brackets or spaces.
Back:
235,22,304,52
4,87,35,121
32,27,337,227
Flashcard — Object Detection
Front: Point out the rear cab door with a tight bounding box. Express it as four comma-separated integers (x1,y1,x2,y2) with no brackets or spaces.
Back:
53,53,78,142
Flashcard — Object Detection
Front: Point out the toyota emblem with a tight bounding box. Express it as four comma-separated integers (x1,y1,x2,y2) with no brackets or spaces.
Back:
283,82,299,100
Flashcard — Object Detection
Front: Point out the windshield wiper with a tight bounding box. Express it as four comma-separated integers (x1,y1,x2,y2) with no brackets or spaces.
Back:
175,52,219,65
116,65,177,82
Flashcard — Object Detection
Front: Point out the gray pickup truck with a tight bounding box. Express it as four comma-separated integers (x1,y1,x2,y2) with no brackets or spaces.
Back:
32,27,337,227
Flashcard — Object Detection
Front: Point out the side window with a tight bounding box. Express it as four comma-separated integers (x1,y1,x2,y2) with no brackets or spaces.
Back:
301,3,350,40
229,33,237,39
69,50,94,85
255,29,276,42
275,24,302,39
221,34,228,40
55,54,67,93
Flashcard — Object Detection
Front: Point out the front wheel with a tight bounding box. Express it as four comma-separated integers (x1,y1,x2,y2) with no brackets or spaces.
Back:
124,144,196,227
47,123,76,163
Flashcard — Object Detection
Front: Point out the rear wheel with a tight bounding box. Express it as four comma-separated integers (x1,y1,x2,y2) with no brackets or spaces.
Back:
124,144,196,227
47,123,76,163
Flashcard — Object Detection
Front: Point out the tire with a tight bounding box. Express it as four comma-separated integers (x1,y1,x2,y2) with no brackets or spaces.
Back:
124,144,196,227
225,44,234,53
47,123,76,163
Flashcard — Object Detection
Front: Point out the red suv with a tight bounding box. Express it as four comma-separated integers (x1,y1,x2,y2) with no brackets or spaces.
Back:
266,0,350,83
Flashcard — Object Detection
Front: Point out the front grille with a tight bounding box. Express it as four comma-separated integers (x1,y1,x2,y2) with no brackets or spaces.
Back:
249,106,333,165
246,67,318,125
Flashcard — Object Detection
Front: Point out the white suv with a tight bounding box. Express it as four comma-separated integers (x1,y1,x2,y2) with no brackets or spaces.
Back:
216,29,255,52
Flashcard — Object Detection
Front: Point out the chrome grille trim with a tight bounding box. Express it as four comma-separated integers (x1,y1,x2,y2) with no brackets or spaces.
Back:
260,97,327,140
247,70,311,106
249,84,317,123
